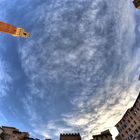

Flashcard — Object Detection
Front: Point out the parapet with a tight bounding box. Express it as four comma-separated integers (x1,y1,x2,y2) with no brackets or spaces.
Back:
60,133,80,136
60,133,81,140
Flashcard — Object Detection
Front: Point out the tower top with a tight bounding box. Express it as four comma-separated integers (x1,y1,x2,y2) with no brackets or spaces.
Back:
60,133,80,136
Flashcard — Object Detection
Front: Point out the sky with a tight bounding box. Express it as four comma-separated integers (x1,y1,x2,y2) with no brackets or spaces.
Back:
0,0,140,140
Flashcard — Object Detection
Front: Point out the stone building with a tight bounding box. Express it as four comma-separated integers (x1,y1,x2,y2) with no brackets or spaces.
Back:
0,126,29,140
60,133,81,140
115,93,140,140
115,135,121,140
92,130,113,140
0,128,3,140
0,126,38,140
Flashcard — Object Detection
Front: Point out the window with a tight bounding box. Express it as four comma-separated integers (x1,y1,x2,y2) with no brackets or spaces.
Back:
130,134,133,138
133,111,137,115
131,124,134,128
118,127,121,133
129,128,131,131
124,124,128,128
134,121,136,124
135,129,138,133
130,116,133,119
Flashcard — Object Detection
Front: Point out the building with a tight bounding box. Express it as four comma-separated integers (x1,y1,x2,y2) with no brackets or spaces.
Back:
60,133,81,140
115,135,121,140
0,21,30,38
133,0,140,9
92,130,113,140
115,93,140,140
0,128,3,140
0,126,38,140
0,126,29,140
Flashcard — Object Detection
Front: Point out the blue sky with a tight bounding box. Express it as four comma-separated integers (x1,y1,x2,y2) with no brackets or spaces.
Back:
0,0,140,140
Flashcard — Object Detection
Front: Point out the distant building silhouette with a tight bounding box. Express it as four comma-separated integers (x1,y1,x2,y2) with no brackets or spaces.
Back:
115,92,140,140
60,133,81,140
0,126,38,140
92,130,113,140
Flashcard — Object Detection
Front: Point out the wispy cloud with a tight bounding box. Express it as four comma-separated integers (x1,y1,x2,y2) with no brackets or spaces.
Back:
32,121,74,139
0,111,8,124
16,0,140,139
0,58,12,98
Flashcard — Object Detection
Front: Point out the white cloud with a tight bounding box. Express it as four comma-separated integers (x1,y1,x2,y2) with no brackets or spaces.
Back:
18,0,140,139
31,120,74,140
0,111,8,123
0,58,12,98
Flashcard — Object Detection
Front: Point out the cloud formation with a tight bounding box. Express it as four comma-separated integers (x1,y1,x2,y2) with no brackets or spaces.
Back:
0,58,12,98
0,0,140,140
18,0,140,139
